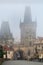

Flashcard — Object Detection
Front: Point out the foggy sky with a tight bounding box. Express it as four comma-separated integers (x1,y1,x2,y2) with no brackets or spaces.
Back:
0,1,43,42
0,0,43,4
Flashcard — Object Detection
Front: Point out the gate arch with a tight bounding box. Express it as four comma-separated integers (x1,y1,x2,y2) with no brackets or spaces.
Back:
14,49,24,60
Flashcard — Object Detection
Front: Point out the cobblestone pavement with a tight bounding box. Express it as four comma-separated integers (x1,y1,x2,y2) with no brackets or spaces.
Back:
2,60,43,65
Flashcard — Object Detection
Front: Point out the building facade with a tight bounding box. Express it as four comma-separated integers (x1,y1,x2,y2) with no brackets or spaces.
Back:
0,21,14,46
33,37,43,58
20,6,37,46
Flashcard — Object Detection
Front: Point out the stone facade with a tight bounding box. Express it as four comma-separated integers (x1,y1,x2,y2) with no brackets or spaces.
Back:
0,22,14,46
34,37,43,54
20,6,37,46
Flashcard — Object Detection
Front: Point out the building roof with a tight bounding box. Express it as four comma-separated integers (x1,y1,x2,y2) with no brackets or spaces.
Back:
38,37,43,40
3,45,10,51
3,44,14,51
24,6,32,23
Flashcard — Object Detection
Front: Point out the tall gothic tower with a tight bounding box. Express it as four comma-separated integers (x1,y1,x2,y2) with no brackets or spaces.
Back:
20,6,37,46
1,22,10,35
24,6,32,23
0,21,14,46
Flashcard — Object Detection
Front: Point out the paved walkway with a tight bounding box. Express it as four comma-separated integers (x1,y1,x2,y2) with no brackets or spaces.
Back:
2,60,43,65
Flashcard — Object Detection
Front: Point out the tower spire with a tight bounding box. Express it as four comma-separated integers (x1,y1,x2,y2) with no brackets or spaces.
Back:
24,6,32,23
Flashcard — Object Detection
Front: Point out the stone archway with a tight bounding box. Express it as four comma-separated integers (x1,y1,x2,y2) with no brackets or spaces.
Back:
14,49,24,60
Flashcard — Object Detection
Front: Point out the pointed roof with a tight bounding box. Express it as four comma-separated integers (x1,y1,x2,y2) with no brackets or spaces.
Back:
24,6,32,23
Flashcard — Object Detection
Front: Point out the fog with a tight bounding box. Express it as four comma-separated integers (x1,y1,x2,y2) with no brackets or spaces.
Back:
0,1,43,42
0,0,43,3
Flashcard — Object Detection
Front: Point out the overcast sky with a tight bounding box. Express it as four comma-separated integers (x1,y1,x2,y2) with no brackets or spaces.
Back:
0,0,43,42
0,0,43,3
